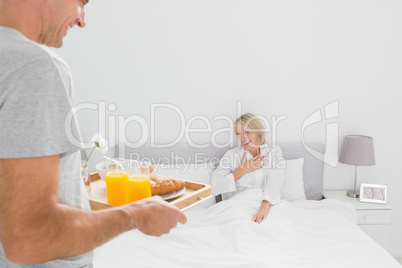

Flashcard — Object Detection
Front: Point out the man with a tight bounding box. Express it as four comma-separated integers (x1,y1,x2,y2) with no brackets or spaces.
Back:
0,0,187,267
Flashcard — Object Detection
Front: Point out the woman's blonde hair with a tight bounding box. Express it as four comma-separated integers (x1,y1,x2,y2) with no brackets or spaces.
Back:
234,113,266,145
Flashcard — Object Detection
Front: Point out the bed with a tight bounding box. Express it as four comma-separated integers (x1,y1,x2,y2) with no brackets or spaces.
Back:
92,143,401,268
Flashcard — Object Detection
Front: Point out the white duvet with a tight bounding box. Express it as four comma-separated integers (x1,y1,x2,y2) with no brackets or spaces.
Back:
94,189,401,268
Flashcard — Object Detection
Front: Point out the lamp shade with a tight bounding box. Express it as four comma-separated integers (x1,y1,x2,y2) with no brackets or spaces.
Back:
339,135,376,166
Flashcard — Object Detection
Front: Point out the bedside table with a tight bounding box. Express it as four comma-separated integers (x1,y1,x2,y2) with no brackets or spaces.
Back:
323,190,393,251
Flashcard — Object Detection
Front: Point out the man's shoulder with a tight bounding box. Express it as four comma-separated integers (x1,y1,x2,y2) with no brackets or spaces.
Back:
1,29,46,60
0,27,63,75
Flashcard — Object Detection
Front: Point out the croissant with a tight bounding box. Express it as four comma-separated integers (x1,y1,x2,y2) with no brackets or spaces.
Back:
151,175,185,195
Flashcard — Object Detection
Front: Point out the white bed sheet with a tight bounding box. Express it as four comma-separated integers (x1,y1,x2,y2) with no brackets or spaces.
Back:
93,189,400,268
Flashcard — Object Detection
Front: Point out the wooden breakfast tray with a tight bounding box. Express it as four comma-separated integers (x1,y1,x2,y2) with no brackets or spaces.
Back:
88,173,212,210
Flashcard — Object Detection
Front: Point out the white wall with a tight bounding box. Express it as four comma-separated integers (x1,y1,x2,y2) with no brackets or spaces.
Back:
57,0,402,257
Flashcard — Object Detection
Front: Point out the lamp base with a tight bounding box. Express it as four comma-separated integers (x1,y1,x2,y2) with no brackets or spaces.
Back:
347,190,360,198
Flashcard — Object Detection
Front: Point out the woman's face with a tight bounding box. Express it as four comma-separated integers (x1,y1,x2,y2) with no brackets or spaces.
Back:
236,128,259,151
373,188,383,200
364,187,373,199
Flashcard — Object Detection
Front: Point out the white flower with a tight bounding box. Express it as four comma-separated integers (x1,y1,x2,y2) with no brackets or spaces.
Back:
89,133,108,154
82,133,108,176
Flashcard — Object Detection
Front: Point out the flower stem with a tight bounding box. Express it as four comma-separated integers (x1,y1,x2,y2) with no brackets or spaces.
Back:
82,147,96,176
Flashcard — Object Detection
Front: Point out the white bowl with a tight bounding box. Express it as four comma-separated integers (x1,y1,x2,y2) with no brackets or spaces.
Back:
96,161,155,182
96,162,107,181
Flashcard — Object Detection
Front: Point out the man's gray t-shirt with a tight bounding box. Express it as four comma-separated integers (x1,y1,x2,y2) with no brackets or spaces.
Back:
0,26,93,267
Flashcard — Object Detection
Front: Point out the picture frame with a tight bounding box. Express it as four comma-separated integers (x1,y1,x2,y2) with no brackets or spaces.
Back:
359,183,387,204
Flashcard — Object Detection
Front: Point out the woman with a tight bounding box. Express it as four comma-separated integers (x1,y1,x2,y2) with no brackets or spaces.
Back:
211,113,284,223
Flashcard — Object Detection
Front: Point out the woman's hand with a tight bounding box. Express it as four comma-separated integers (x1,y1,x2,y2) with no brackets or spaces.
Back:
253,200,271,224
232,153,264,181
241,152,264,173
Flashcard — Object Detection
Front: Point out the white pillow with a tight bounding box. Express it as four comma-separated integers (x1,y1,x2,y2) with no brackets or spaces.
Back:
153,162,217,185
281,158,306,201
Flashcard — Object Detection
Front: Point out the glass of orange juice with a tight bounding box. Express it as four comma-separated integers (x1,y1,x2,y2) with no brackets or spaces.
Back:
106,159,129,206
128,161,152,203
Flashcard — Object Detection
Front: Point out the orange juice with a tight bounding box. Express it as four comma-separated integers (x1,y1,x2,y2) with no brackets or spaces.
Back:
106,171,128,206
128,175,151,202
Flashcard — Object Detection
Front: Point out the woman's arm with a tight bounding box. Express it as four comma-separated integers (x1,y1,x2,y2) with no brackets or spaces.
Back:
253,147,285,223
211,151,264,196
262,147,285,205
211,151,237,196
253,200,271,223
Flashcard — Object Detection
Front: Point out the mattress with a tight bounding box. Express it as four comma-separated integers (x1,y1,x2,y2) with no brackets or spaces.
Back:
93,188,400,268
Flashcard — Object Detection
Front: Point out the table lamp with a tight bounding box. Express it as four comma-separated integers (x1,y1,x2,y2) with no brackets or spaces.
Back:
339,135,376,198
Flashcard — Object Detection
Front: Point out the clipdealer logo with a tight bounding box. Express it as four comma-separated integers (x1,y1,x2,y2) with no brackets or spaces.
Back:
64,100,339,166
301,100,339,167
